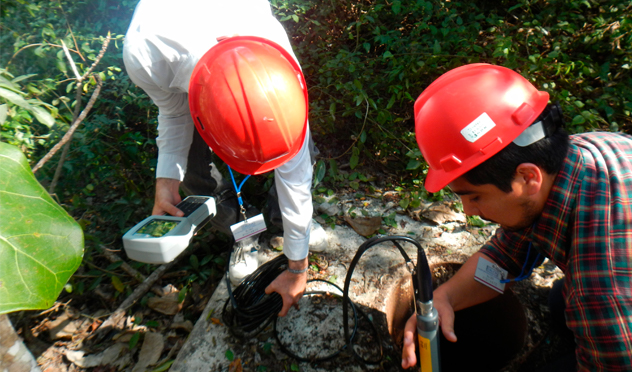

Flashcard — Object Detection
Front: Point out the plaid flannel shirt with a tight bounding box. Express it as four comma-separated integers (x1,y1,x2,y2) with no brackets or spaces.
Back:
480,132,632,371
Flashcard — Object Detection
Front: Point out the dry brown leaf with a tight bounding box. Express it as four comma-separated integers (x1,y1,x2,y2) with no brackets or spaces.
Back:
409,202,466,224
147,292,182,315
132,332,164,372
170,320,194,333
89,319,102,333
210,318,222,325
161,284,178,295
423,203,466,224
65,343,127,368
344,216,382,237
228,358,243,372
47,313,81,340
269,236,284,249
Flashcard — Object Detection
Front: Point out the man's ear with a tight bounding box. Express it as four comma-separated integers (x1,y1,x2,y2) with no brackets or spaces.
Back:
514,163,543,196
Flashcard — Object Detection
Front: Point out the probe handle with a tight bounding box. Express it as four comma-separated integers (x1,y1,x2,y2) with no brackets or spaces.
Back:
416,303,440,372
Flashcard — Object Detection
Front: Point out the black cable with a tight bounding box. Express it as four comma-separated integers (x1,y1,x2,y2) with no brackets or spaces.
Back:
222,253,285,337
222,235,432,367
342,235,431,365
272,279,361,363
222,252,366,361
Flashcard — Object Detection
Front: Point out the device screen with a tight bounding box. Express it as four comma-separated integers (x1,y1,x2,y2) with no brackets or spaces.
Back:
135,219,180,237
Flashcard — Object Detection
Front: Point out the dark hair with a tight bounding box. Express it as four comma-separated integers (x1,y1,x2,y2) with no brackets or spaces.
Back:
464,104,570,193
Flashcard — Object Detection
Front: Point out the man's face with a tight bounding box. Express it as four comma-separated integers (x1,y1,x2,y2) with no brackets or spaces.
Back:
448,176,540,231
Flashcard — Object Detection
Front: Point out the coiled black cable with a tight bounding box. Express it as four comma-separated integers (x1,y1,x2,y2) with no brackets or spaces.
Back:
222,254,286,337
272,278,362,363
222,235,432,367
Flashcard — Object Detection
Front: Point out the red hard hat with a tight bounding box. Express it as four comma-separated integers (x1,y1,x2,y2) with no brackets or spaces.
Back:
189,36,308,175
414,64,549,193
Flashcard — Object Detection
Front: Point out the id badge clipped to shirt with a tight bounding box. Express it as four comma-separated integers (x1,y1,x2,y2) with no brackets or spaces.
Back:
473,257,508,294
230,214,267,242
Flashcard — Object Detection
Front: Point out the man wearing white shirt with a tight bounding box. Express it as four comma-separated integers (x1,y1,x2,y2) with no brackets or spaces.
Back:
123,0,322,316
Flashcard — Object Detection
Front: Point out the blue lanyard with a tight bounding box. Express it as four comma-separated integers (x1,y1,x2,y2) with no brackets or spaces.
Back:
500,240,542,283
227,165,250,220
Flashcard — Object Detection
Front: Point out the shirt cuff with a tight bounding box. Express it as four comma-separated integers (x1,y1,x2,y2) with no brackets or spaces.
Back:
156,153,188,180
283,231,310,261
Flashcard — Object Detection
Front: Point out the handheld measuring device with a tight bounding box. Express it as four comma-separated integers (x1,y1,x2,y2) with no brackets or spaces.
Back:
122,196,216,264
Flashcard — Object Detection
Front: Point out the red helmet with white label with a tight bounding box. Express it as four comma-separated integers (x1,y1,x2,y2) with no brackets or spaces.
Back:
189,36,308,175
414,64,549,192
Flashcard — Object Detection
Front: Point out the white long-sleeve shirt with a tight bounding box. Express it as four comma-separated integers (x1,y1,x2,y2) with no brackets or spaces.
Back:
122,0,313,260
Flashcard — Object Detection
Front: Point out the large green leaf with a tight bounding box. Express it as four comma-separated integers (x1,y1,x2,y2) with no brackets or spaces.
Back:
0,86,29,108
0,142,84,314
28,104,55,127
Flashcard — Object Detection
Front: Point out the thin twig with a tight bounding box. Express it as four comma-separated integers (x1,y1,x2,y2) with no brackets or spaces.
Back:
81,32,111,81
83,260,124,277
369,117,413,153
8,43,82,66
36,300,72,317
88,242,204,344
61,40,81,80
101,248,147,283
48,138,72,193
32,74,102,173
57,0,85,62
100,246,164,296
44,33,111,188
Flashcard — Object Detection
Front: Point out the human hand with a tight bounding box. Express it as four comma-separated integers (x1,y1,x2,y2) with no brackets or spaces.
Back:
401,313,418,369
401,289,457,369
433,288,457,343
264,258,308,317
153,178,184,216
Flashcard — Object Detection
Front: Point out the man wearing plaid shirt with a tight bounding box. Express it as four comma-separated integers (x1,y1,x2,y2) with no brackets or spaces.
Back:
401,64,632,371
478,131,632,370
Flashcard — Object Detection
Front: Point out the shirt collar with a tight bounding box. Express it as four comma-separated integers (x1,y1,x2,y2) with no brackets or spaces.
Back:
530,143,582,270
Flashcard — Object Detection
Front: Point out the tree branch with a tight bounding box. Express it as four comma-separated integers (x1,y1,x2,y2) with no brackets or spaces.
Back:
82,32,111,81
32,74,103,173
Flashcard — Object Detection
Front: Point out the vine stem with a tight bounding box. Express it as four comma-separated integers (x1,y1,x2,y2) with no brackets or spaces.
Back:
329,97,370,161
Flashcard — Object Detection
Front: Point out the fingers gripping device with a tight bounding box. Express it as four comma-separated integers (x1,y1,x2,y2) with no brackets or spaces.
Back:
122,196,216,264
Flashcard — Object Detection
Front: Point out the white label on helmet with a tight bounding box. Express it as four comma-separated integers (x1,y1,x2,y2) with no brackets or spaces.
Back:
461,113,496,143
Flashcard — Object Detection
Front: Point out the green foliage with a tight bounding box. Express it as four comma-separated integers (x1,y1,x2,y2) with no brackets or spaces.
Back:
2,0,158,250
467,215,488,228
0,0,162,314
150,360,175,372
0,142,83,314
128,331,141,349
0,0,630,315
273,0,631,195
0,68,57,153
225,349,235,361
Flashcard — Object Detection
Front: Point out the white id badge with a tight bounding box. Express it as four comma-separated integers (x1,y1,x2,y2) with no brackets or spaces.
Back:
230,214,267,242
473,257,507,294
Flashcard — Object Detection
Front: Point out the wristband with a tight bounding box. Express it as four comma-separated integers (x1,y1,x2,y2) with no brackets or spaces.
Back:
287,266,308,274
